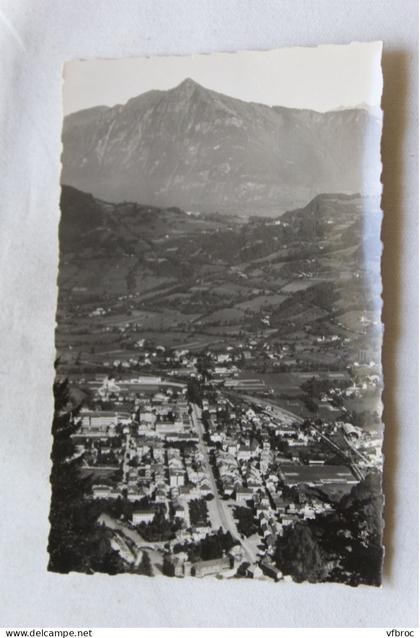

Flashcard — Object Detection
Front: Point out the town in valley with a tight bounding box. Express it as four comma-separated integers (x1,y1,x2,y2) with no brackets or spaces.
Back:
49,77,383,585
50,186,383,585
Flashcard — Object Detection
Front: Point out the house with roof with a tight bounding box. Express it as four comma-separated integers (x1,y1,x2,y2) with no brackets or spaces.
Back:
279,464,358,489
225,441,238,456
92,484,120,500
260,560,283,581
173,504,186,520
191,525,211,542
237,445,253,461
235,487,253,504
191,556,232,578
169,469,185,487
132,509,156,525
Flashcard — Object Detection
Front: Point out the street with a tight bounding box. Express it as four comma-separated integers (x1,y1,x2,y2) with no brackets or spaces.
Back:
190,403,257,564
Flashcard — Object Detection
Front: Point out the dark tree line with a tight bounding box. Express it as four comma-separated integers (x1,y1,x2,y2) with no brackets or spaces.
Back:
274,472,383,586
48,379,128,574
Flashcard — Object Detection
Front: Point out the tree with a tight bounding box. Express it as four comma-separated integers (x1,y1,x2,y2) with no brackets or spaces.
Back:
275,522,327,583
336,472,384,586
136,551,153,576
234,506,258,537
48,379,127,574
275,472,384,586
196,353,213,381
162,554,175,577
48,379,89,572
186,378,203,406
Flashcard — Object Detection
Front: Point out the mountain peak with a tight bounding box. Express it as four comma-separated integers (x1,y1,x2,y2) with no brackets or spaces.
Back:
177,77,201,89
171,78,206,97
62,80,380,216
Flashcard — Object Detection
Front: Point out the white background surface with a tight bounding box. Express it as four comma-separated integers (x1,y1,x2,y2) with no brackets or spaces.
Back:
0,0,418,628
63,42,383,113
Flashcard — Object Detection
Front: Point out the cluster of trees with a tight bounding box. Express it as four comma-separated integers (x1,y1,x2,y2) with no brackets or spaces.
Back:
300,376,349,413
189,499,209,527
348,410,381,430
274,472,383,586
173,528,236,563
48,379,129,574
136,509,181,543
302,396,318,413
233,506,259,537
186,378,203,406
301,376,348,398
134,551,153,577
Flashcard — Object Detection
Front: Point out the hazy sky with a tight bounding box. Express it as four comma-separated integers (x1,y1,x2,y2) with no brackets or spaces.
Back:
63,42,383,115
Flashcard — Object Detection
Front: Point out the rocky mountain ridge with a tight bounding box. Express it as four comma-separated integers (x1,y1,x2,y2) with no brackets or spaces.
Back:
61,79,381,217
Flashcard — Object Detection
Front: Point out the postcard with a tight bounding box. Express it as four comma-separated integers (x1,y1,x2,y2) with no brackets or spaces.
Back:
49,43,384,585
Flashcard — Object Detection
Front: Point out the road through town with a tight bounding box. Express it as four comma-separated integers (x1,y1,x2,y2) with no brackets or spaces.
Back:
190,403,257,564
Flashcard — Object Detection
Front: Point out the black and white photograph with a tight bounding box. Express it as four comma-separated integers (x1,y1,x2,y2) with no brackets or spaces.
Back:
48,43,385,586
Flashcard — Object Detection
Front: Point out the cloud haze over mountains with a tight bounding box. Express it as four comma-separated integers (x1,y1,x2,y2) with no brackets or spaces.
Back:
61,79,382,216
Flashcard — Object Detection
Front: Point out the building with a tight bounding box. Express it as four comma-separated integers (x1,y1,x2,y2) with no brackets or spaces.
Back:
92,484,119,499
169,470,185,487
134,376,162,385
155,421,184,435
279,464,358,488
132,509,156,525
80,411,130,429
237,445,252,461
191,557,232,577
260,560,283,581
174,505,186,520
235,487,253,504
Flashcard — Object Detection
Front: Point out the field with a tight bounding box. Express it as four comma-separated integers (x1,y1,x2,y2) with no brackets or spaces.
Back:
55,188,382,434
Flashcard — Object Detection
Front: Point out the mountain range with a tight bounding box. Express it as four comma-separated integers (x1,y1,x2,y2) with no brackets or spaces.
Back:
61,79,382,217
